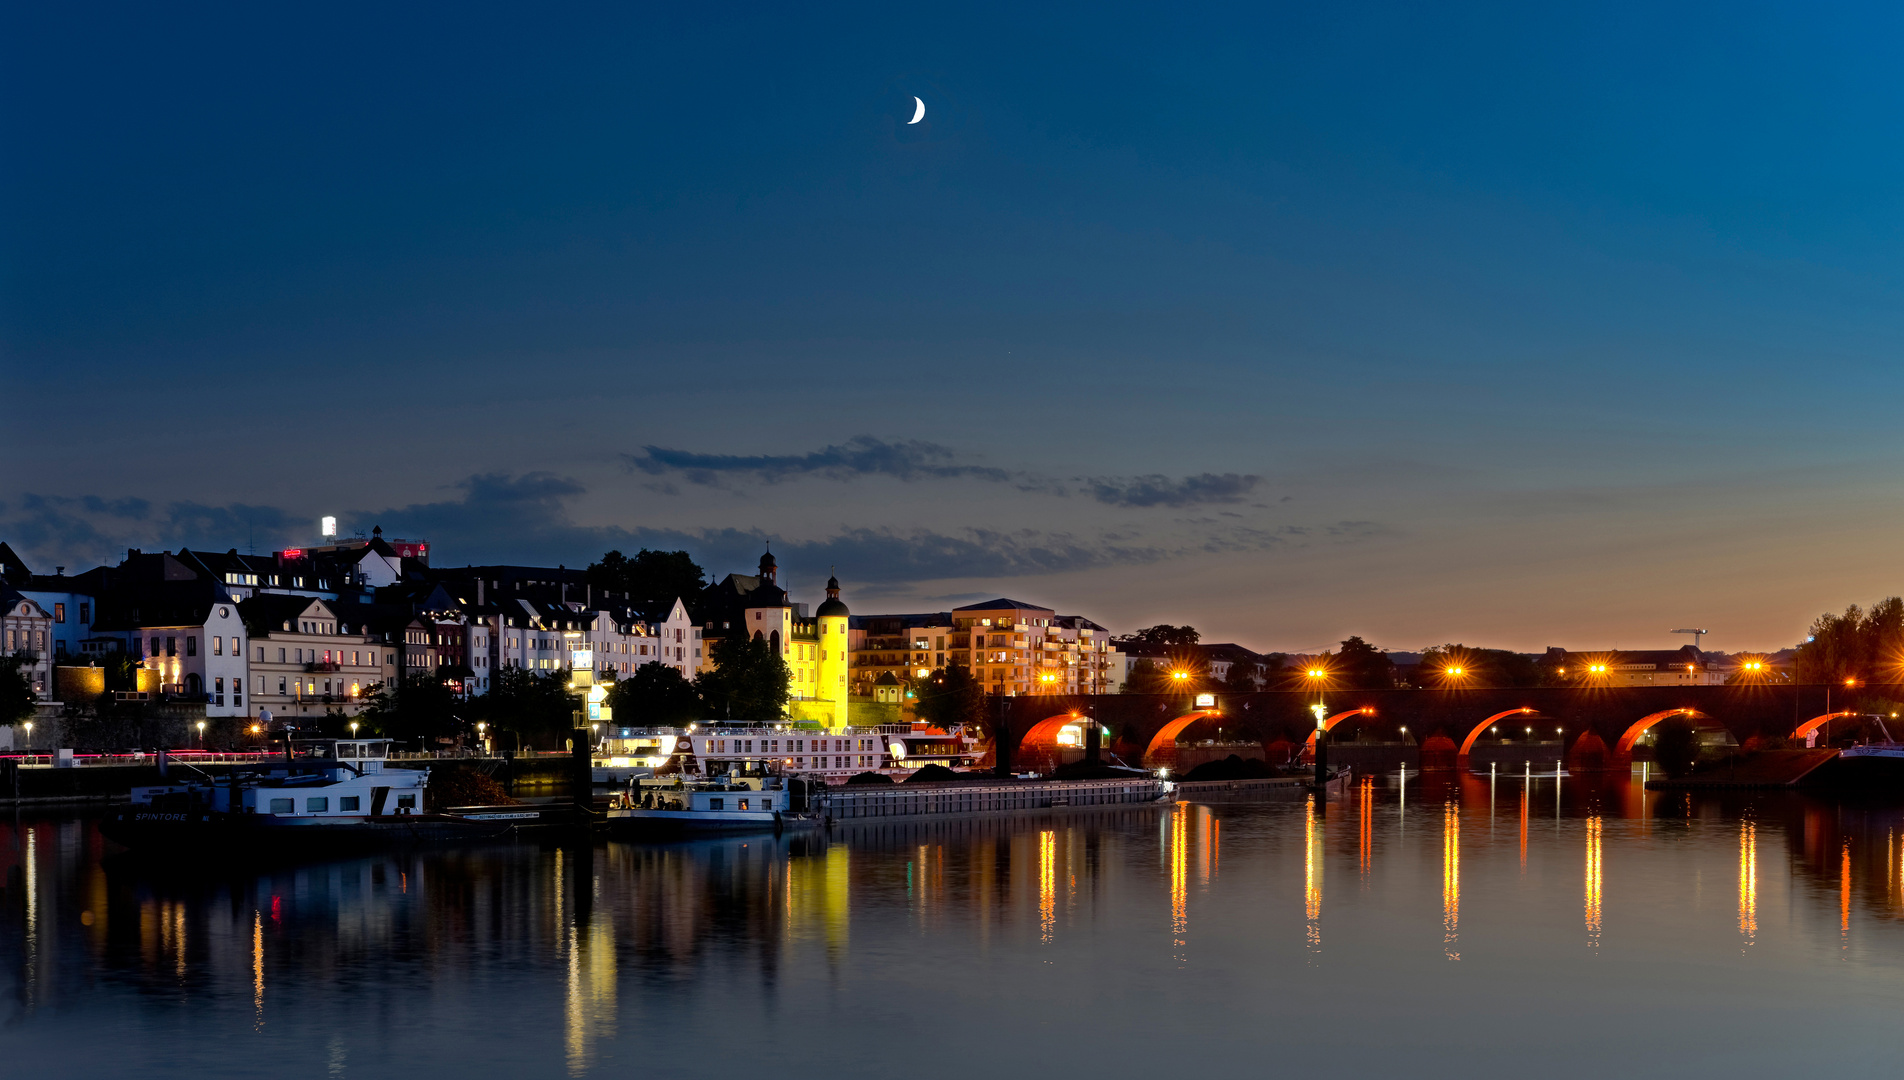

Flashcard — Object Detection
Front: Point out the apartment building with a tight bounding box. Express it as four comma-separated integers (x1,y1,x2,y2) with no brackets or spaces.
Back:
240,595,386,720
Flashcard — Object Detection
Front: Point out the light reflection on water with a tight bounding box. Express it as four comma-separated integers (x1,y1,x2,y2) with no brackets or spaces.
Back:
7,777,1904,1078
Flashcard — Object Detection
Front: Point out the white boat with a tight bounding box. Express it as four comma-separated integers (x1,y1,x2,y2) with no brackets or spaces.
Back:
1841,717,1904,760
101,738,535,853
602,776,819,836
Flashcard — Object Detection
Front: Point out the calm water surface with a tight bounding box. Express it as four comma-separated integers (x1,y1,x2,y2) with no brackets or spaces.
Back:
5,774,1904,1079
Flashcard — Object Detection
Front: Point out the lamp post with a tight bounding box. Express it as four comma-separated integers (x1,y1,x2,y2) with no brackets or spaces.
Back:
1311,702,1328,806
196,720,206,749
350,721,360,739
23,721,32,755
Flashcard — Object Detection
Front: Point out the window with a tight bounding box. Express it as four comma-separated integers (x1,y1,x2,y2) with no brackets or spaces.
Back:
214,677,223,705
278,677,286,695
256,675,264,693
709,798,724,810
278,648,286,663
149,636,159,657
166,636,177,657
78,602,89,624
396,794,416,810
339,796,361,812
739,799,749,810
269,798,295,814
53,603,64,624
211,636,222,656
307,797,329,813
185,636,197,657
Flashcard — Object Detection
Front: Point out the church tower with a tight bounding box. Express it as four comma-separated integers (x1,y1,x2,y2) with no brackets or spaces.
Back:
814,571,851,731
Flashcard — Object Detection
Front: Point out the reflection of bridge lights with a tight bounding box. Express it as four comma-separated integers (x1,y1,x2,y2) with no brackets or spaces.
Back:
1170,807,1188,962
1585,815,1603,947
1442,800,1460,961
1739,820,1758,947
1358,777,1374,879
1842,839,1852,949
1304,795,1322,957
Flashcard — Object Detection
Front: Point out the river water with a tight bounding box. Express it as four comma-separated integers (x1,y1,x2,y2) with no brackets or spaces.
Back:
4,773,1902,1079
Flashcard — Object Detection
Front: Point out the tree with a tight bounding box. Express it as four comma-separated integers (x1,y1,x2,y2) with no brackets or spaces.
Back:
1120,624,1201,648
607,662,702,726
483,666,581,750
587,549,706,610
1335,636,1396,690
1121,659,1169,695
694,636,790,725
358,670,461,743
1793,598,1904,684
0,654,36,727
913,662,985,730
1222,661,1260,693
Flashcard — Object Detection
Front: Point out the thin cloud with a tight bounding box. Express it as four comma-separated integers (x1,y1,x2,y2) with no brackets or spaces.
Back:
625,436,1013,486
1084,472,1261,508
629,435,1266,509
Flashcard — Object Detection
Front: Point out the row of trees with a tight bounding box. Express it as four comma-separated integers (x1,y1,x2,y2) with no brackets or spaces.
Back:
1793,598,1904,684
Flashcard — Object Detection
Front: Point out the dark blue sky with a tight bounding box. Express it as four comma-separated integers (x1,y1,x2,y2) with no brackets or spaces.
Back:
7,1,1904,653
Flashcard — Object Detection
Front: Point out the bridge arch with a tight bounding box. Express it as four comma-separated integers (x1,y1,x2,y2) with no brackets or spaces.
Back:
1792,712,1855,741
1143,709,1223,769
1018,713,1103,773
1456,708,1540,758
1614,709,1703,757
1301,708,1377,753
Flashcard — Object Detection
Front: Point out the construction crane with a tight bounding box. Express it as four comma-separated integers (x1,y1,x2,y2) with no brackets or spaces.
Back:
1670,628,1708,649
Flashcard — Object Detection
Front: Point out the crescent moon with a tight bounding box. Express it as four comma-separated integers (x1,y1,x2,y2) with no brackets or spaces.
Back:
908,96,925,124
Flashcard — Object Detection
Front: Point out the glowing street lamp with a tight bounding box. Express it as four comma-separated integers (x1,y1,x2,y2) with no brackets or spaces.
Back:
350,721,360,738
23,721,32,753
196,720,206,748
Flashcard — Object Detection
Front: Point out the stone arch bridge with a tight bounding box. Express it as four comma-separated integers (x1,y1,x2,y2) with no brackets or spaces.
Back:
1001,684,1877,772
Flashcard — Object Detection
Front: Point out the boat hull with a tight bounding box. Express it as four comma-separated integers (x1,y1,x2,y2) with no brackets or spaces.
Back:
98,808,520,854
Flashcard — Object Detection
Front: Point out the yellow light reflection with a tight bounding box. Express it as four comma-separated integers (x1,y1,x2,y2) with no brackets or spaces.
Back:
1738,819,1758,948
1442,798,1460,961
252,909,265,1032
1038,830,1057,945
1304,794,1322,958
564,912,618,1077
1584,814,1602,948
1171,804,1189,963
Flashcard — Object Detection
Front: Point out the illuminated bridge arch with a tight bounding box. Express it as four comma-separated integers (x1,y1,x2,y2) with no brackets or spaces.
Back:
1614,709,1704,757
1143,709,1223,770
1792,712,1855,741
1457,709,1540,759
1018,713,1103,774
1301,709,1376,753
